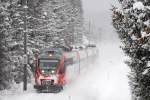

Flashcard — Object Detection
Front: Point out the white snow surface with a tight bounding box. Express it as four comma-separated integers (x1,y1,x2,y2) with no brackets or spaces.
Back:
0,42,131,100
133,2,145,10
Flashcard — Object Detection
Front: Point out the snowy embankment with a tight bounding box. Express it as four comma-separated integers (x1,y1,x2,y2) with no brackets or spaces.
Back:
0,42,131,100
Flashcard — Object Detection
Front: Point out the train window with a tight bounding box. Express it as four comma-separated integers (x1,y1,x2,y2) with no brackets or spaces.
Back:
47,51,55,55
39,59,59,70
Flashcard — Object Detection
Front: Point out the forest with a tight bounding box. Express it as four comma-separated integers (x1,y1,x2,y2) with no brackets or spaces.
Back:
0,0,84,90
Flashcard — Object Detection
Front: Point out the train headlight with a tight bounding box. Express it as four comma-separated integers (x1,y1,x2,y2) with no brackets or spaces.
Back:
51,70,55,74
41,70,45,73
49,54,53,57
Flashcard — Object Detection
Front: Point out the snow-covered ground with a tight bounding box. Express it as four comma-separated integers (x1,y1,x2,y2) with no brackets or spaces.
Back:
0,42,131,100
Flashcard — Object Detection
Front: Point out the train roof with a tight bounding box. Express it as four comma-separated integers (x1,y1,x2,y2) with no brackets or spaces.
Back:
40,48,63,55
38,48,63,60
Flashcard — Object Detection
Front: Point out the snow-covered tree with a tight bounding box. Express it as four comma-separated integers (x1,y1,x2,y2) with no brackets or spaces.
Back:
70,0,84,44
0,0,84,90
39,0,84,46
0,0,13,90
112,0,150,100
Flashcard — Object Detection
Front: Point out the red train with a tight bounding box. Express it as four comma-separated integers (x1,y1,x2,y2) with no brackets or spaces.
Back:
33,47,97,93
34,48,68,93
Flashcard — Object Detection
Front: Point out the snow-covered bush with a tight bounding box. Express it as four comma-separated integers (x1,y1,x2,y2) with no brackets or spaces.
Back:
112,0,150,99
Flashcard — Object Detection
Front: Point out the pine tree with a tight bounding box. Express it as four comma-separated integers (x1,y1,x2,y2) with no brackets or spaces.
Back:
0,0,13,90
0,0,85,89
70,0,84,44
112,0,150,100
38,0,84,46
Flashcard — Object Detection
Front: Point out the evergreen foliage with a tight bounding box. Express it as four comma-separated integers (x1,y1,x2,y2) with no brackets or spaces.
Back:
112,0,150,99
0,0,84,90
0,0,13,90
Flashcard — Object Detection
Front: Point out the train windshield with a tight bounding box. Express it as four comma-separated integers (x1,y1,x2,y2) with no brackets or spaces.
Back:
39,59,59,70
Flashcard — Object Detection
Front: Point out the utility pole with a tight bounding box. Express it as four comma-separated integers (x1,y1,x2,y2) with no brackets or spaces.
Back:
23,0,28,91
73,25,75,45
71,19,75,45
88,21,91,44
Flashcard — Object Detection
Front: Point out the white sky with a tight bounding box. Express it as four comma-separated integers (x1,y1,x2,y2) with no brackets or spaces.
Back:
82,0,119,43
82,0,118,23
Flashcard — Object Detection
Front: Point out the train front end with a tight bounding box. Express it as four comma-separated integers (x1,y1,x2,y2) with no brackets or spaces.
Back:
34,50,66,93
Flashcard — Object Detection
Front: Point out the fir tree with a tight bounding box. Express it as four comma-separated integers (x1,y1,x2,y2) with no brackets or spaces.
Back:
0,0,85,89
112,0,150,100
0,0,13,90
